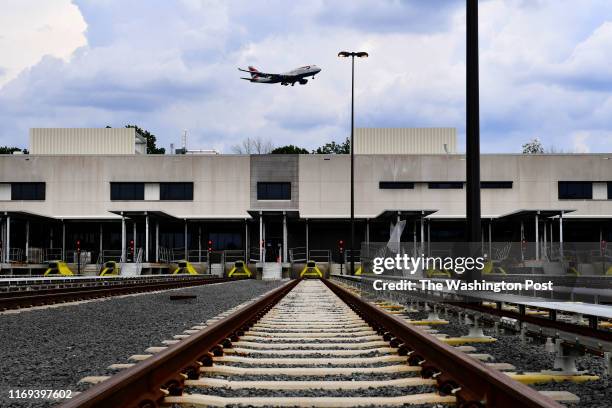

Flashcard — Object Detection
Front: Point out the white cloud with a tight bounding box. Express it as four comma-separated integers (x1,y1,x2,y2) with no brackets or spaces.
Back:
1,0,612,154
0,0,87,87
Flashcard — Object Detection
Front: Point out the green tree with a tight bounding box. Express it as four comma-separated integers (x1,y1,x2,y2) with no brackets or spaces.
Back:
0,146,28,154
312,137,350,154
521,138,544,154
271,145,309,154
125,125,166,154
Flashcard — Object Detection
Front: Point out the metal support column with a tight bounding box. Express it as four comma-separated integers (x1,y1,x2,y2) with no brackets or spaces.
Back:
521,220,525,261
427,219,431,256
282,211,287,264
184,220,188,256
244,221,248,262
145,215,149,262
305,219,309,259
99,223,103,256
61,220,65,261
543,220,547,259
155,221,159,263
133,222,137,255
535,212,540,260
413,220,417,257
6,216,11,263
559,211,564,258
259,211,263,262
365,219,370,244
488,220,492,259
198,224,202,263
50,225,54,251
550,222,554,245
420,212,424,255
121,214,126,262
25,220,29,263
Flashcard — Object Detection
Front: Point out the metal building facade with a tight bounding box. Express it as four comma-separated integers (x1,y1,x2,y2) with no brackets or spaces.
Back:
29,128,146,155
354,128,456,154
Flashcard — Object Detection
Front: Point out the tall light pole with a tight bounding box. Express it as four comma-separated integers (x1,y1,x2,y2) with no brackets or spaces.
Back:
338,50,368,275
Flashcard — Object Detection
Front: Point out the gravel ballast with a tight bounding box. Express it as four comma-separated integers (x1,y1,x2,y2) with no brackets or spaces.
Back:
0,279,282,408
400,303,612,408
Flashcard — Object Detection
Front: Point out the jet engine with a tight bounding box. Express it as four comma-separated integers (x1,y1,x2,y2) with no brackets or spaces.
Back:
299,79,308,85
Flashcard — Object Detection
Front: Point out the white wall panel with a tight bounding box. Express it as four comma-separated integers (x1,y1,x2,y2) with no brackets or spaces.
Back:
355,128,456,154
0,184,10,200
30,128,137,155
145,183,160,201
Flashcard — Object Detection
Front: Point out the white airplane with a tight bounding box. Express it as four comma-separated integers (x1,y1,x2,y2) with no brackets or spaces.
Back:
239,65,322,86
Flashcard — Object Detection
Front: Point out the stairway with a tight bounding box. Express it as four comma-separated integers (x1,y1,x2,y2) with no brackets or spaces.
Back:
262,262,282,280
81,264,99,276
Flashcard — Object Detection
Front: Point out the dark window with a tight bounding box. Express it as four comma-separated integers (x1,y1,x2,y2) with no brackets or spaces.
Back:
160,182,193,201
11,182,45,200
110,182,144,200
209,232,242,250
608,182,612,199
428,182,463,189
558,181,592,199
481,181,513,189
379,181,415,189
257,182,291,200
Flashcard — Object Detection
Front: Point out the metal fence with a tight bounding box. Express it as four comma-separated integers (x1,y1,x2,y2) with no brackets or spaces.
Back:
289,247,307,263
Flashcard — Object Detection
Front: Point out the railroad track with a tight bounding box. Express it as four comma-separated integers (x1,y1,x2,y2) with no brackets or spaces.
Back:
0,276,240,311
62,279,572,408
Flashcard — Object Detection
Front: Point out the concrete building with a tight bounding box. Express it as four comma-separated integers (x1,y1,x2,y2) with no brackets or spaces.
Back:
0,128,611,275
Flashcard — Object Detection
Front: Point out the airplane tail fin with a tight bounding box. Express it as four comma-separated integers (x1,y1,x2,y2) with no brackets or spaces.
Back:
248,66,260,78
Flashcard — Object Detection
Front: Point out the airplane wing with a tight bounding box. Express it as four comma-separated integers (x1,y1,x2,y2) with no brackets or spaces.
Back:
237,67,289,80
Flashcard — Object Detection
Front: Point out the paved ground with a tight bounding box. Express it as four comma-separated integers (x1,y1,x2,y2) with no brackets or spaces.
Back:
0,279,283,408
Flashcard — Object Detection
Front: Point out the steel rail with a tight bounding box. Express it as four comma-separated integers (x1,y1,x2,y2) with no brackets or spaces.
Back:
60,279,299,408
0,276,243,310
323,279,563,408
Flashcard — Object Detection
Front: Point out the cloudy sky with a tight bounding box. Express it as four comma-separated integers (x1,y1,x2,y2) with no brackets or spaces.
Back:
1,0,612,153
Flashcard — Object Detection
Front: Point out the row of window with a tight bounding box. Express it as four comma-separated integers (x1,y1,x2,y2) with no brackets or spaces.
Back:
379,181,513,190
110,182,194,201
11,182,46,200
257,182,291,200
558,181,612,200
3,181,612,201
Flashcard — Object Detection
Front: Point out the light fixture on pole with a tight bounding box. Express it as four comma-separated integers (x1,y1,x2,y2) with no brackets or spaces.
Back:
338,50,368,275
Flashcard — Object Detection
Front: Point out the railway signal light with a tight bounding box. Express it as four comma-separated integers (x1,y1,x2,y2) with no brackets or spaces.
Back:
129,239,134,255
207,240,213,252
76,240,81,252
338,240,344,254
